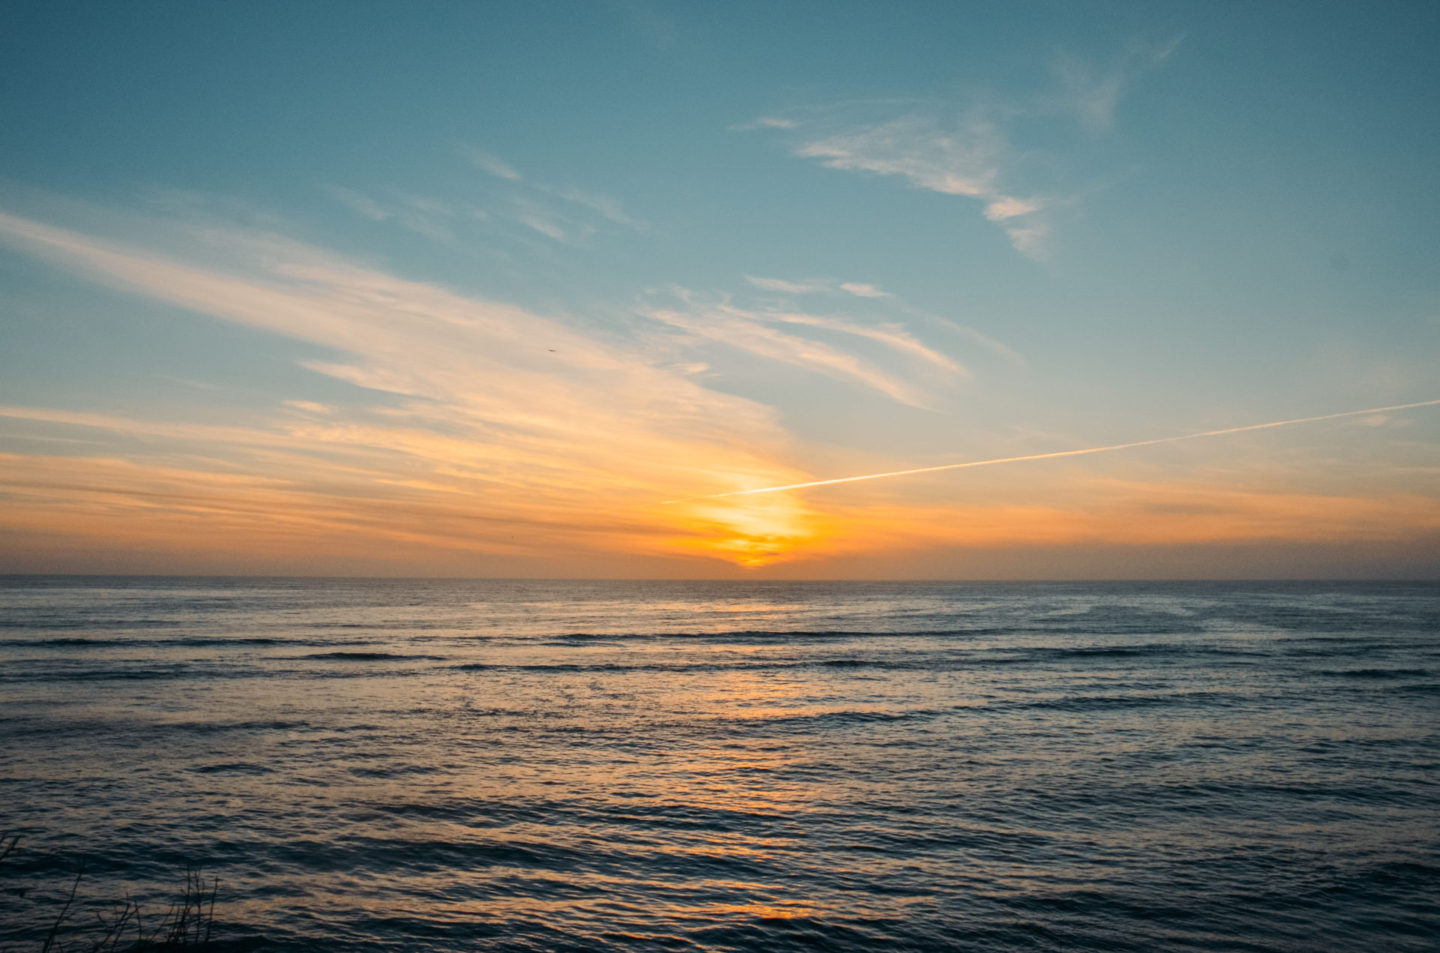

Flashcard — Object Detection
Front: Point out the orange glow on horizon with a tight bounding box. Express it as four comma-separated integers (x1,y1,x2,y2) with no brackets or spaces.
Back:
651,494,840,568
3,445,1439,575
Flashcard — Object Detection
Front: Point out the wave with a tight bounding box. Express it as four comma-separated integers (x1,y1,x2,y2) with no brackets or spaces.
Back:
14,636,379,648
1314,667,1432,679
191,761,274,775
298,651,449,661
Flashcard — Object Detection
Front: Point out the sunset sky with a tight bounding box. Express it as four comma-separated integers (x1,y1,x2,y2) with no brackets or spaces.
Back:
2,1,1437,578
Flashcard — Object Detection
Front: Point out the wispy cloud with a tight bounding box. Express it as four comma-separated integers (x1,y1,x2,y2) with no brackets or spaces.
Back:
334,142,648,249
0,202,1429,576
776,113,1052,259
795,115,1005,199
646,305,925,406
748,40,1180,259
1050,37,1182,132
324,185,473,242
745,275,890,298
0,205,829,568
786,111,1060,259
999,219,1049,260
741,275,1017,368
516,210,571,242
325,186,390,222
457,145,646,243
551,186,647,230
983,196,1043,222
744,275,831,295
767,311,962,373
643,290,968,407
463,147,523,181
730,116,799,131
284,400,334,415
602,476,1427,578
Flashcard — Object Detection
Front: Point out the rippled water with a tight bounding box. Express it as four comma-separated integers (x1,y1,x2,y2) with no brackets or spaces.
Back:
1,578,1437,951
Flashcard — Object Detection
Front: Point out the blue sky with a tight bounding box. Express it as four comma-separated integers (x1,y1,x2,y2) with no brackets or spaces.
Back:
1,1,1437,577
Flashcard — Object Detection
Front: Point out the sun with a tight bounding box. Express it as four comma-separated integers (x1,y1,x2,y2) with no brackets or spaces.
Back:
657,494,836,567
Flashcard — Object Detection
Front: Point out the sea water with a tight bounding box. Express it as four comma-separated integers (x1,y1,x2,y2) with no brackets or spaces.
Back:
1,578,1436,951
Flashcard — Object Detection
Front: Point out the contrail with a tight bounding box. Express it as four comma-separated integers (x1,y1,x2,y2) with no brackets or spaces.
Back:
664,399,1440,504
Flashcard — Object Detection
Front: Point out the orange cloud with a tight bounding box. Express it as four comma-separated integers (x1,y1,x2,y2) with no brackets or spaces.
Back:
2,206,1436,577
757,479,1440,565
0,208,833,570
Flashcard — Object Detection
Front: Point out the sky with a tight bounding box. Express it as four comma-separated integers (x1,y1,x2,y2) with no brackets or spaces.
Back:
1,0,1437,579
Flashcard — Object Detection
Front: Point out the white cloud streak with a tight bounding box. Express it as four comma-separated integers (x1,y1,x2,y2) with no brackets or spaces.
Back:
668,400,1440,502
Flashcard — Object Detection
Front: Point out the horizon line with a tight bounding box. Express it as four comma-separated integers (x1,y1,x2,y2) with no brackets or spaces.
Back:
1,573,1434,584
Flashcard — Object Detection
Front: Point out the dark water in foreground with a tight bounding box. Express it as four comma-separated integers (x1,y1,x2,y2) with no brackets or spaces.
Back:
1,578,1437,952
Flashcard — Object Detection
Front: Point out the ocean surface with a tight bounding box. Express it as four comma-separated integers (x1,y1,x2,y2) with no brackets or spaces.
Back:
1,577,1436,952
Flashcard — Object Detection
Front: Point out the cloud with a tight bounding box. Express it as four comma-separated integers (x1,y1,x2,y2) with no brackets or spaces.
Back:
744,275,829,295
820,481,1440,556
750,41,1179,260
332,147,642,251
0,450,676,569
324,186,465,242
1051,36,1182,132
551,186,646,229
781,114,1052,259
456,146,644,243
1000,220,1050,260
325,186,390,222
839,282,888,298
643,292,968,406
464,147,523,181
766,310,962,373
510,183,643,241
284,400,333,415
1,202,1430,577
0,205,836,568
731,116,799,131
516,211,569,242
741,275,1016,369
983,196,1042,222
745,275,890,298
646,305,927,406
794,115,1004,199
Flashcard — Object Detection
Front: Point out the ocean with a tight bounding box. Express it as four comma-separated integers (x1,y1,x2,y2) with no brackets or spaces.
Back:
1,577,1436,951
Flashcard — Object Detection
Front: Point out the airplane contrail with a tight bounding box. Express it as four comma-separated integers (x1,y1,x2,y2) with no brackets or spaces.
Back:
664,399,1440,504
